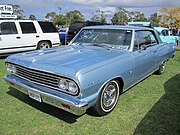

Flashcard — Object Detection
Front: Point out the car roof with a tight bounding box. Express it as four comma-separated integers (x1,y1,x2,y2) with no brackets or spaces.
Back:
128,22,151,25
83,25,154,31
154,27,169,32
127,21,154,28
0,19,36,22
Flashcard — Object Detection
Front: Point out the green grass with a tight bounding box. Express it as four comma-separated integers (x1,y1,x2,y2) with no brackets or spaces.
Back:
0,51,180,135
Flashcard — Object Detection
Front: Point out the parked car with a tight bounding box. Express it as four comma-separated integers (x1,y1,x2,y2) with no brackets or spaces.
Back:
4,26,175,116
58,27,68,44
0,20,60,56
67,20,107,42
154,27,179,46
128,22,179,46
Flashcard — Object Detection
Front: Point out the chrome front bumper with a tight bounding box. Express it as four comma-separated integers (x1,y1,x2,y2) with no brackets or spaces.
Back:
4,75,88,116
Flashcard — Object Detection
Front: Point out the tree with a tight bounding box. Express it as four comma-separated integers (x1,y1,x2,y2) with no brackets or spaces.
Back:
111,7,148,25
149,12,161,26
111,7,128,25
91,14,101,22
12,4,24,19
131,11,147,22
91,10,108,24
53,14,67,26
160,6,180,28
45,11,67,26
65,10,85,24
29,14,36,20
45,12,57,21
45,8,85,27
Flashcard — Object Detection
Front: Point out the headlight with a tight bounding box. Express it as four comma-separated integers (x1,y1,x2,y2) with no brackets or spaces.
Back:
68,81,78,94
59,78,68,90
6,63,16,74
58,78,79,94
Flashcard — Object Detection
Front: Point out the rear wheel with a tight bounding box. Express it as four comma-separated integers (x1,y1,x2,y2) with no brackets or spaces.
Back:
37,41,51,50
155,63,165,75
177,40,179,46
91,80,120,116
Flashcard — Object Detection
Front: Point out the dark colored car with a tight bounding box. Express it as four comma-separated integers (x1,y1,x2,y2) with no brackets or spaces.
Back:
67,20,106,42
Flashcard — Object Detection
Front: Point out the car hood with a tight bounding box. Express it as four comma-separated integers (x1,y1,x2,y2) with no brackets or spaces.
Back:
6,45,130,79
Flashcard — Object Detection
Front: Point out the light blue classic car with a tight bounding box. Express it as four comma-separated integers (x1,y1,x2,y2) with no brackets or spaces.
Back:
4,26,175,116
154,27,179,46
128,22,179,46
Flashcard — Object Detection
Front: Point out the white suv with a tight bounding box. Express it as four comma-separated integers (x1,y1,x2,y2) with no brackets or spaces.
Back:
0,20,60,56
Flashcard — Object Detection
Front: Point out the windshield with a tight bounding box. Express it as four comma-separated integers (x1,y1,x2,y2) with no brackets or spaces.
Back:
72,29,132,50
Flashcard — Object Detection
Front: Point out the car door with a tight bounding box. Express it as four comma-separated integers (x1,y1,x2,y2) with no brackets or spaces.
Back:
0,21,20,54
132,30,158,82
18,21,39,49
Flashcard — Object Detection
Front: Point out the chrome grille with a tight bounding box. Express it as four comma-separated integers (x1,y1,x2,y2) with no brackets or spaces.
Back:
16,65,60,89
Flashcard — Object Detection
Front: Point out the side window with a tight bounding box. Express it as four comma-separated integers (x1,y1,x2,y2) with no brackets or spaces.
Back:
161,30,169,36
134,30,158,50
38,22,57,33
0,22,18,35
19,22,37,34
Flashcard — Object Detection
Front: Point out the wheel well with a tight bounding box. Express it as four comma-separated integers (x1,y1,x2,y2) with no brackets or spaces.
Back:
115,77,124,93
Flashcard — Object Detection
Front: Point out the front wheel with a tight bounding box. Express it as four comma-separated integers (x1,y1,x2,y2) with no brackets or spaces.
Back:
37,41,51,50
91,80,120,116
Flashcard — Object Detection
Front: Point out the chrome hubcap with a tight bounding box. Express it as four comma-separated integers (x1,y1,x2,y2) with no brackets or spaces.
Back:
40,42,50,49
160,64,165,73
102,85,117,107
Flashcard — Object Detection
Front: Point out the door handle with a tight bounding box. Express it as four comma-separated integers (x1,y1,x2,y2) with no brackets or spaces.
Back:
16,37,21,39
36,35,40,38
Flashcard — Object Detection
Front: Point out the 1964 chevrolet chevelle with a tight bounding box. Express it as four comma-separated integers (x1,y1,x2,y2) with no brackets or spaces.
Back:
4,26,175,116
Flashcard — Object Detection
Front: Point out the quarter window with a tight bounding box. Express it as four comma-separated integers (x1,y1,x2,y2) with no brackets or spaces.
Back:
20,22,37,34
161,30,169,36
0,22,18,35
38,21,57,33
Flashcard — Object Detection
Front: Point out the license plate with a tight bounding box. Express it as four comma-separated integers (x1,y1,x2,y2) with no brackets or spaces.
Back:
28,90,42,102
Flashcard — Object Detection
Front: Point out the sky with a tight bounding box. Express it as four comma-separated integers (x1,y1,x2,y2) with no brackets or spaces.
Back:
1,0,180,22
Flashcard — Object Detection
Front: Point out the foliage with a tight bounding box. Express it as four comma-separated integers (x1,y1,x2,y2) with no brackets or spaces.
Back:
129,11,147,22
45,12,57,20
111,7,147,25
91,10,108,24
0,51,180,134
12,4,24,19
29,14,36,20
45,8,85,26
148,12,161,26
111,7,128,25
65,10,85,24
160,6,180,28
45,11,66,26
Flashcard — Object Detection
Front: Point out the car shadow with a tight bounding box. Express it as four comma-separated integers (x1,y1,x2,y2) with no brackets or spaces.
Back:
0,56,7,59
7,88,81,124
133,73,180,135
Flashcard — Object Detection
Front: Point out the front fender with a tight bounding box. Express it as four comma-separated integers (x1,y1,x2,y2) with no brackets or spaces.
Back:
77,56,134,100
